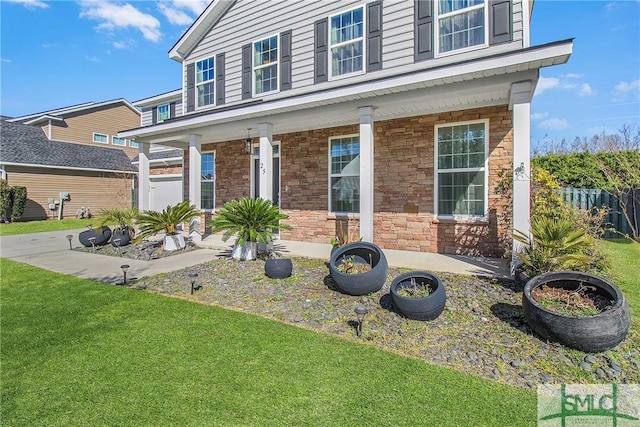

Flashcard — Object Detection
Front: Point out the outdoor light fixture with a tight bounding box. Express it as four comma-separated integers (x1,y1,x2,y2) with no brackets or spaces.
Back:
88,236,96,252
188,271,199,295
354,305,368,337
121,264,130,285
244,128,253,155
66,234,73,250
113,238,122,256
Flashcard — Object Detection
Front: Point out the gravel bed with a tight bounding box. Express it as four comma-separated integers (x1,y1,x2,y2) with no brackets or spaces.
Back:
74,239,199,260
122,255,638,390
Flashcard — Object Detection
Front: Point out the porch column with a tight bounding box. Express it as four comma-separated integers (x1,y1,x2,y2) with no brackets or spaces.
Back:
510,81,533,273
359,106,375,242
188,134,202,242
259,123,274,202
138,142,150,211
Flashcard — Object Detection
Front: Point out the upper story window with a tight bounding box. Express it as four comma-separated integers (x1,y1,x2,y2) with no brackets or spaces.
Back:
329,135,360,213
437,0,486,54
93,133,108,144
196,57,215,108
157,103,170,121
435,120,487,217
253,35,278,95
330,7,364,78
112,136,126,147
129,139,139,148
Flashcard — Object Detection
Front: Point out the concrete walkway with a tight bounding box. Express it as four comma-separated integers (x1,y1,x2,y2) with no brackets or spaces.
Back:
0,229,510,283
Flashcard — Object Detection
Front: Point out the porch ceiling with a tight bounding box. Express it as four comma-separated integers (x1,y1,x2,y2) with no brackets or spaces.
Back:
122,40,572,147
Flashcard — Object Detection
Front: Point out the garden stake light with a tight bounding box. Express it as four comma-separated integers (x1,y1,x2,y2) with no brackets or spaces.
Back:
88,237,96,252
354,305,368,337
66,234,73,250
120,264,130,285
113,238,122,256
188,272,199,295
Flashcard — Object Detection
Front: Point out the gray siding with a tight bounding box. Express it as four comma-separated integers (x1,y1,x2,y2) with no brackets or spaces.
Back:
182,0,525,109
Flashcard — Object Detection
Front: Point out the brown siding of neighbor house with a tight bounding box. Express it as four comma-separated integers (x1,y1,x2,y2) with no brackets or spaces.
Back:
4,166,134,221
44,104,140,159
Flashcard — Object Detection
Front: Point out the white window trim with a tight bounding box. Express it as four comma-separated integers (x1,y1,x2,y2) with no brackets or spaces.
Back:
112,136,127,147
93,132,108,144
157,103,170,122
201,151,216,212
129,139,138,148
328,5,366,81
433,119,489,220
435,0,489,58
195,56,215,110
252,33,280,97
328,133,360,214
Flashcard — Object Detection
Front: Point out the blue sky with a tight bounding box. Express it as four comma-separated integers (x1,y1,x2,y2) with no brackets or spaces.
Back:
1,0,639,149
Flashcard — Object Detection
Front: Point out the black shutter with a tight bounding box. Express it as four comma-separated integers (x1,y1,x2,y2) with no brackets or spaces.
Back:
169,102,176,119
314,18,328,83
151,106,157,124
216,52,226,105
367,1,383,72
489,0,512,45
280,30,292,91
414,0,434,61
186,63,195,112
242,44,252,100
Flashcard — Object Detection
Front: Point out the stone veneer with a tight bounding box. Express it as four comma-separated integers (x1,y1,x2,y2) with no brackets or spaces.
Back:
184,106,513,257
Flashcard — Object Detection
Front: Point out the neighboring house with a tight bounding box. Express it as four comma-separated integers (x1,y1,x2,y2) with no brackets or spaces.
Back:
8,99,141,159
130,89,186,211
0,119,136,220
120,0,573,258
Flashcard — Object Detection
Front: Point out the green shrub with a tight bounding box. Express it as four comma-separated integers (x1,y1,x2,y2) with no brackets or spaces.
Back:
10,186,27,222
135,200,201,241
0,179,11,222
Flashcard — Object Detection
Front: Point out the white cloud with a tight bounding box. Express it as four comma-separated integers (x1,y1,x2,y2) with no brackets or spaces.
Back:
613,78,640,101
531,112,549,121
1,58,12,63
41,42,60,48
85,55,100,62
79,0,162,42
158,3,193,26
538,118,571,130
171,0,209,16
4,0,48,9
535,77,560,95
564,73,583,79
579,83,595,96
113,40,128,49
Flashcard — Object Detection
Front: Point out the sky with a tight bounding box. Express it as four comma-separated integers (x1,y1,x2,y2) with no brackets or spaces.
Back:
1,0,639,151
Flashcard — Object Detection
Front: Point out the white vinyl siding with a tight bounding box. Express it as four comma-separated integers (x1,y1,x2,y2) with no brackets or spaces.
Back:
435,120,488,217
329,135,360,213
93,133,108,144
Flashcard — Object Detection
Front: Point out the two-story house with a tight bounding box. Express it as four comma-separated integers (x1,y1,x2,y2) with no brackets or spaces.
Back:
1,99,139,220
120,0,573,258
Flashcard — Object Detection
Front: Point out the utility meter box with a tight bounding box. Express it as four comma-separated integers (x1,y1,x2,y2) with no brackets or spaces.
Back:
59,192,70,201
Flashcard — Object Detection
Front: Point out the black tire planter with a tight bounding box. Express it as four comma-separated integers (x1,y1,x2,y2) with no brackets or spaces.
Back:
329,242,388,296
523,271,630,353
514,265,531,287
78,226,112,247
390,271,446,321
265,258,293,279
110,229,132,247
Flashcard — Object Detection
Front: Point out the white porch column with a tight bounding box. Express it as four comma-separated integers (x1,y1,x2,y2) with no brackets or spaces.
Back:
138,142,150,211
359,106,375,242
259,123,274,202
188,134,202,242
510,81,533,273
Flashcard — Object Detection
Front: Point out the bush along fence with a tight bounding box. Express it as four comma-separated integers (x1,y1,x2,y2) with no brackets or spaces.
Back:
0,179,27,223
560,187,640,239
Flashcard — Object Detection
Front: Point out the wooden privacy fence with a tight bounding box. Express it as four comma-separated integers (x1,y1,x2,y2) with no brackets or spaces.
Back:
559,187,640,238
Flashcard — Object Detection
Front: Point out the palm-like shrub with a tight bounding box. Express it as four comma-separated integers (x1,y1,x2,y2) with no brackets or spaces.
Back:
98,207,138,238
514,217,599,277
135,201,201,242
209,197,292,246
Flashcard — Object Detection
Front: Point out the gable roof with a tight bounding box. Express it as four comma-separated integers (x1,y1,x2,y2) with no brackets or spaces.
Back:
168,0,235,61
133,89,182,108
8,98,139,125
0,120,136,173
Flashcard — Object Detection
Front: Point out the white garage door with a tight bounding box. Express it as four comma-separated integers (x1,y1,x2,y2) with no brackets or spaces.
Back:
150,176,183,212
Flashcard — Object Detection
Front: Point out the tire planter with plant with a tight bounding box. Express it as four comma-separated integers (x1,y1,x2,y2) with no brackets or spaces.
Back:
78,226,112,247
329,241,388,296
110,229,132,247
390,271,446,321
265,258,293,279
522,271,630,353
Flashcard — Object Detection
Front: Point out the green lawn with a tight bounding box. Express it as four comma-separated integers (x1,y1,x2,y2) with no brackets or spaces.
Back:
1,259,536,426
0,218,94,236
602,239,640,320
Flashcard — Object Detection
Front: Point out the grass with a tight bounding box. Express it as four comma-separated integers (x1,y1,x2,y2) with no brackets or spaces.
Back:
602,238,640,321
0,218,94,236
1,258,537,426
